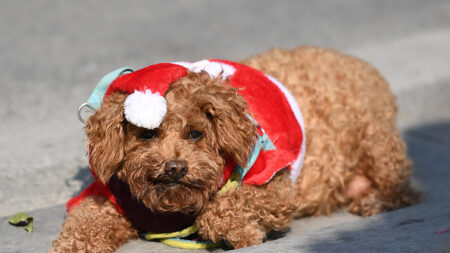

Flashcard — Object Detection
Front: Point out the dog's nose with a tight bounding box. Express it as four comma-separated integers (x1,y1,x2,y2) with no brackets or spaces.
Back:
164,160,188,181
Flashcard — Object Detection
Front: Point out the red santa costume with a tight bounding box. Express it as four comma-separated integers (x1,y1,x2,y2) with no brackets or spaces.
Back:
68,59,306,237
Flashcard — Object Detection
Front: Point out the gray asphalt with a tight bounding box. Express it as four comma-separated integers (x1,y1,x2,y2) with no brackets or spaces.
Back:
0,0,449,252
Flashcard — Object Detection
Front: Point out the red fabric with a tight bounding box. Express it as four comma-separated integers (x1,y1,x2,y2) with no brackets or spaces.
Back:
105,63,188,97
66,178,124,214
221,157,236,186
211,59,303,185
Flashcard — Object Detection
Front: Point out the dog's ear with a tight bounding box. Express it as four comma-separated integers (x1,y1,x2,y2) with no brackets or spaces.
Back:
85,92,127,183
198,83,257,167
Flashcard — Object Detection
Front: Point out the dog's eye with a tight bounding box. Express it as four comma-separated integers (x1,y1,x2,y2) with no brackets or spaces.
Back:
140,129,157,140
189,130,203,141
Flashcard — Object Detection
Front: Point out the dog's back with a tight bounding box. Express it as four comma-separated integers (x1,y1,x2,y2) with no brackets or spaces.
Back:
243,47,419,217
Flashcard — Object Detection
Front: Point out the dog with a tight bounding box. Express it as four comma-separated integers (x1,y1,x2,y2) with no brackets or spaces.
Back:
50,47,419,252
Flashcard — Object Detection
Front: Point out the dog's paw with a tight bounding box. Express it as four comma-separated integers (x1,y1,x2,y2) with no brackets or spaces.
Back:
196,195,267,248
348,191,384,217
224,221,266,248
348,181,421,217
198,216,266,249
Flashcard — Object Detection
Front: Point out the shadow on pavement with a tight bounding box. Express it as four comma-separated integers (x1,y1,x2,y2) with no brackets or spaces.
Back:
66,166,93,197
404,121,450,147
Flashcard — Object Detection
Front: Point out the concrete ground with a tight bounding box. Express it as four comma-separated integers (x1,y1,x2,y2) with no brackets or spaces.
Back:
0,0,449,252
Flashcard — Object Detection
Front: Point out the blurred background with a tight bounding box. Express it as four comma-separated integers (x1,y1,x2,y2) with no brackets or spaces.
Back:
0,0,449,252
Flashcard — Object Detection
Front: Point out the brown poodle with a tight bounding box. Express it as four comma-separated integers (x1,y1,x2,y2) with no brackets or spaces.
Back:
50,47,419,252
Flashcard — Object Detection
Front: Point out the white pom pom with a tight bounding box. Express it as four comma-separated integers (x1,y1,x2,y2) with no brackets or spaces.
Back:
124,90,167,129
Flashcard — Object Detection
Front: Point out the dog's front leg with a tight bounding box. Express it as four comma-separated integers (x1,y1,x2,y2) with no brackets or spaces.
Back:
50,196,137,253
196,169,295,248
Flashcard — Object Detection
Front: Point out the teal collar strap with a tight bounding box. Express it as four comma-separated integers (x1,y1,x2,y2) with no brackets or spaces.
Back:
233,115,275,185
77,67,133,123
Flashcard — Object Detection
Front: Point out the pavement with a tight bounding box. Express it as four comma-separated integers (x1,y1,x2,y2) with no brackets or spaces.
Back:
0,0,449,252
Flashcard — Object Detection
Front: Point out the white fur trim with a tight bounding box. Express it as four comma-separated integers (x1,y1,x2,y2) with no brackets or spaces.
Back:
265,74,306,182
172,60,235,80
171,61,191,69
124,90,167,129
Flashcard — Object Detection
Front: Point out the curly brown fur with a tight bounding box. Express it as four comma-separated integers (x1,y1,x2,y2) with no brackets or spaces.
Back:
52,46,419,252
197,169,295,248
242,46,419,217
50,196,137,253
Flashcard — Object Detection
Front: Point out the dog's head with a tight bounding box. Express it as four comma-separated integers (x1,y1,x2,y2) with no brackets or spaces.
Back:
86,71,257,214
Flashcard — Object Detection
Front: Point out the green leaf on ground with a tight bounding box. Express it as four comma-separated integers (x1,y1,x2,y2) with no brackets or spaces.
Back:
8,212,34,233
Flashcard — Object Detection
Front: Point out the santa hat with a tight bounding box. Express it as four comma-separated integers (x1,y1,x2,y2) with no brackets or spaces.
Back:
104,60,236,129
